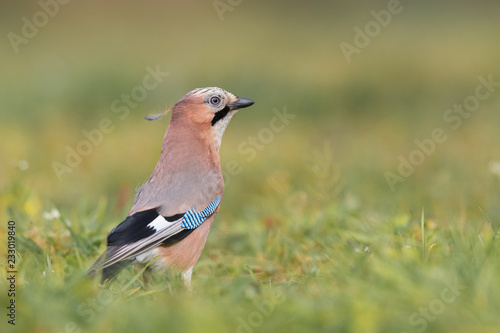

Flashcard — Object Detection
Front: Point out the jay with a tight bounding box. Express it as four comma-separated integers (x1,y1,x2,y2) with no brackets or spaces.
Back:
88,87,254,286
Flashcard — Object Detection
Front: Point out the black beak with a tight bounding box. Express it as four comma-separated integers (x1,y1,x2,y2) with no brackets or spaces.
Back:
227,97,254,110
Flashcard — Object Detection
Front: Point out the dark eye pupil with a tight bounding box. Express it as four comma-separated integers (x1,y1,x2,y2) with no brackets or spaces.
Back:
210,97,220,105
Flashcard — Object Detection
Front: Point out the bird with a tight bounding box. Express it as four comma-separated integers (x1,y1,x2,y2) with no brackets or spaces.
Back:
87,87,254,287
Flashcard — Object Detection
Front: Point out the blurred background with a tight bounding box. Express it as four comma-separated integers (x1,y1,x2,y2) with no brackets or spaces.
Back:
1,1,500,332
1,0,500,212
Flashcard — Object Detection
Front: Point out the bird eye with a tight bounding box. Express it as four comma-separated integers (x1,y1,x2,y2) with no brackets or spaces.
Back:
209,96,221,105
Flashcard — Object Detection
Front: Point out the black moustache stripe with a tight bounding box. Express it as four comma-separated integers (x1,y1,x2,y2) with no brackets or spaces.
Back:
211,105,230,126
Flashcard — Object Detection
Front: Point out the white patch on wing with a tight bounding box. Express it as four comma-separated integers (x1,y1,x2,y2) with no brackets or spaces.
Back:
147,215,170,231
135,248,158,263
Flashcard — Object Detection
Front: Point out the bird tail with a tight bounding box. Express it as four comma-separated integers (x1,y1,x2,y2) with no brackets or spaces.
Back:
87,251,132,283
87,252,106,279
101,260,133,283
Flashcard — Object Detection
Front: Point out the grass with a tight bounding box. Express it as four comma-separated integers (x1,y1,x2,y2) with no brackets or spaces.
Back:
2,131,500,332
1,1,500,332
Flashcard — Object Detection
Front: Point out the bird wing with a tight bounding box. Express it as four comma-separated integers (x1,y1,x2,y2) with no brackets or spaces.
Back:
90,196,221,272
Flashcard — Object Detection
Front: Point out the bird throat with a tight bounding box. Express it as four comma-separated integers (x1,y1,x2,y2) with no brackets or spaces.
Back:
211,105,230,126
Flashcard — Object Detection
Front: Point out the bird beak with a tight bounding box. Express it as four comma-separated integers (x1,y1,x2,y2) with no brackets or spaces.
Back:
227,97,254,111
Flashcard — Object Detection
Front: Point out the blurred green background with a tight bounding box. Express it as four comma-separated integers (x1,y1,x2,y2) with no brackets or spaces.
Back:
1,0,500,332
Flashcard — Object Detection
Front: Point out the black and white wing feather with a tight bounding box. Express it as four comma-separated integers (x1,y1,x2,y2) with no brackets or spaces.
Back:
87,196,220,281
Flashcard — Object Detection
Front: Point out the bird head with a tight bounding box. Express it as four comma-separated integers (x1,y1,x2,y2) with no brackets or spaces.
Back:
170,87,254,146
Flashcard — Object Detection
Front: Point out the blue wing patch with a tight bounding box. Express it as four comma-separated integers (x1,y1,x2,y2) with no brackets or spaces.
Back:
182,196,221,229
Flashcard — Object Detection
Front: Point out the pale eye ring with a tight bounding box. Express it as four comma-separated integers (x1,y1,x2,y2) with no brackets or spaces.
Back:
209,96,221,105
